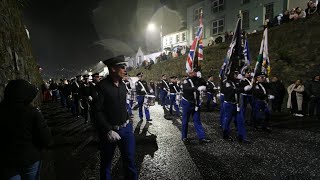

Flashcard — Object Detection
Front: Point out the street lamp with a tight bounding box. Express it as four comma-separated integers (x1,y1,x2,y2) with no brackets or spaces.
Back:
147,23,156,32
147,23,163,52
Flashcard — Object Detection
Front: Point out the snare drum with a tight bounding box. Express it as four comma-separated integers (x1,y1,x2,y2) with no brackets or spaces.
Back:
144,95,156,106
175,93,181,102
130,90,137,102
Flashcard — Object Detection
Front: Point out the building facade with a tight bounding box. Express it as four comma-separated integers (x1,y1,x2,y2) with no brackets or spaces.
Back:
162,29,189,51
186,0,306,46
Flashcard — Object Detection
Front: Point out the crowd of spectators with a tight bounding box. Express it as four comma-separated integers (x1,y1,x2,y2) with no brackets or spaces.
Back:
266,0,319,28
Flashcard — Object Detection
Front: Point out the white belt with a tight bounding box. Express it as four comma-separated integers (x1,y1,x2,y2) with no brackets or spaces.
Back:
170,93,176,95
224,101,236,105
241,93,252,96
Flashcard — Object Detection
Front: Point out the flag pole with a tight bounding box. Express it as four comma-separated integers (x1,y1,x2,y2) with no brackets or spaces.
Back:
197,9,203,70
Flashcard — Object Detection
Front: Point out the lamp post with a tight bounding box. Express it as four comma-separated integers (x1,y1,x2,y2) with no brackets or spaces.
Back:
147,23,163,52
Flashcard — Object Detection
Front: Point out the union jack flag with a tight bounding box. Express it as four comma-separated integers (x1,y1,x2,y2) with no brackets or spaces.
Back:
186,16,203,73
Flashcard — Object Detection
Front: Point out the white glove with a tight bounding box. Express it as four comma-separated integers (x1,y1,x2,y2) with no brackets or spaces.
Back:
244,85,252,91
266,78,270,83
88,96,93,101
197,85,206,91
268,95,275,100
107,130,121,142
150,89,154,93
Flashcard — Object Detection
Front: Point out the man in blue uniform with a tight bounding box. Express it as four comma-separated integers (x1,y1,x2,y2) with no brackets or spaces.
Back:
221,72,249,142
206,75,217,111
92,55,137,180
159,74,169,107
252,72,273,132
239,70,254,126
168,76,180,117
123,75,133,118
135,72,152,122
181,69,211,144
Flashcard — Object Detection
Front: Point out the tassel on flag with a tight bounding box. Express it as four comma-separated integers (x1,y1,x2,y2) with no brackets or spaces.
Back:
254,28,270,77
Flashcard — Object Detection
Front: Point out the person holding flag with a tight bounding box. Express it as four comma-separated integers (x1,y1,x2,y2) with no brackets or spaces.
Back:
219,13,250,142
181,68,211,144
182,12,211,144
252,28,273,131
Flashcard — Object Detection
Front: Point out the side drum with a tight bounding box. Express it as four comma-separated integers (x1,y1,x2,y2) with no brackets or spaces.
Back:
144,95,156,106
130,90,137,102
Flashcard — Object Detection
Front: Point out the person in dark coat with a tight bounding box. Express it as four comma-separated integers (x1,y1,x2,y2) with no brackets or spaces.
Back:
269,76,286,112
306,75,320,120
0,79,52,180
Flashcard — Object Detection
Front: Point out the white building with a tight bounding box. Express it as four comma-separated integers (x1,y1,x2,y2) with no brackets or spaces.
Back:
162,29,188,51
186,0,307,46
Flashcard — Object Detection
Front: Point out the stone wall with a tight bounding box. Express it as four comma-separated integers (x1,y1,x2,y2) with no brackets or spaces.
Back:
0,0,42,104
129,16,320,87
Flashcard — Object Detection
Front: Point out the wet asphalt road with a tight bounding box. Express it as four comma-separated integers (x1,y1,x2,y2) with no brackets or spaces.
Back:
40,102,320,180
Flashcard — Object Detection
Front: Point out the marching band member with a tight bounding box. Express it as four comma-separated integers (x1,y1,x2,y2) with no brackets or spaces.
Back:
159,74,170,107
168,76,180,117
123,74,133,118
221,71,249,143
206,75,217,111
135,72,152,122
252,72,273,132
92,55,137,180
181,69,211,144
239,69,254,126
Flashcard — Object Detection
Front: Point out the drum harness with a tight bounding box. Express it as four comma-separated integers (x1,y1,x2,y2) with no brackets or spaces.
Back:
123,80,131,104
162,80,170,97
138,81,151,107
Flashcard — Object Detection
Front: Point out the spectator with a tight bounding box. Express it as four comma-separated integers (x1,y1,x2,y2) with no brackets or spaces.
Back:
289,8,299,21
306,75,320,119
287,80,305,116
0,79,52,180
295,7,306,19
282,10,290,24
305,0,318,18
270,76,286,112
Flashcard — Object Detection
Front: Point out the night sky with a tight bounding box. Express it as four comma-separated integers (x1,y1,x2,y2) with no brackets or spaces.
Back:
23,0,201,77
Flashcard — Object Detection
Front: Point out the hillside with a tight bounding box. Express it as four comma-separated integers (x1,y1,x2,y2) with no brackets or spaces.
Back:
128,16,320,86
0,0,42,104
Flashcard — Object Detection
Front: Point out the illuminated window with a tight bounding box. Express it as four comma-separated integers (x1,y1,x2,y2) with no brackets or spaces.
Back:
182,32,186,41
176,34,180,42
